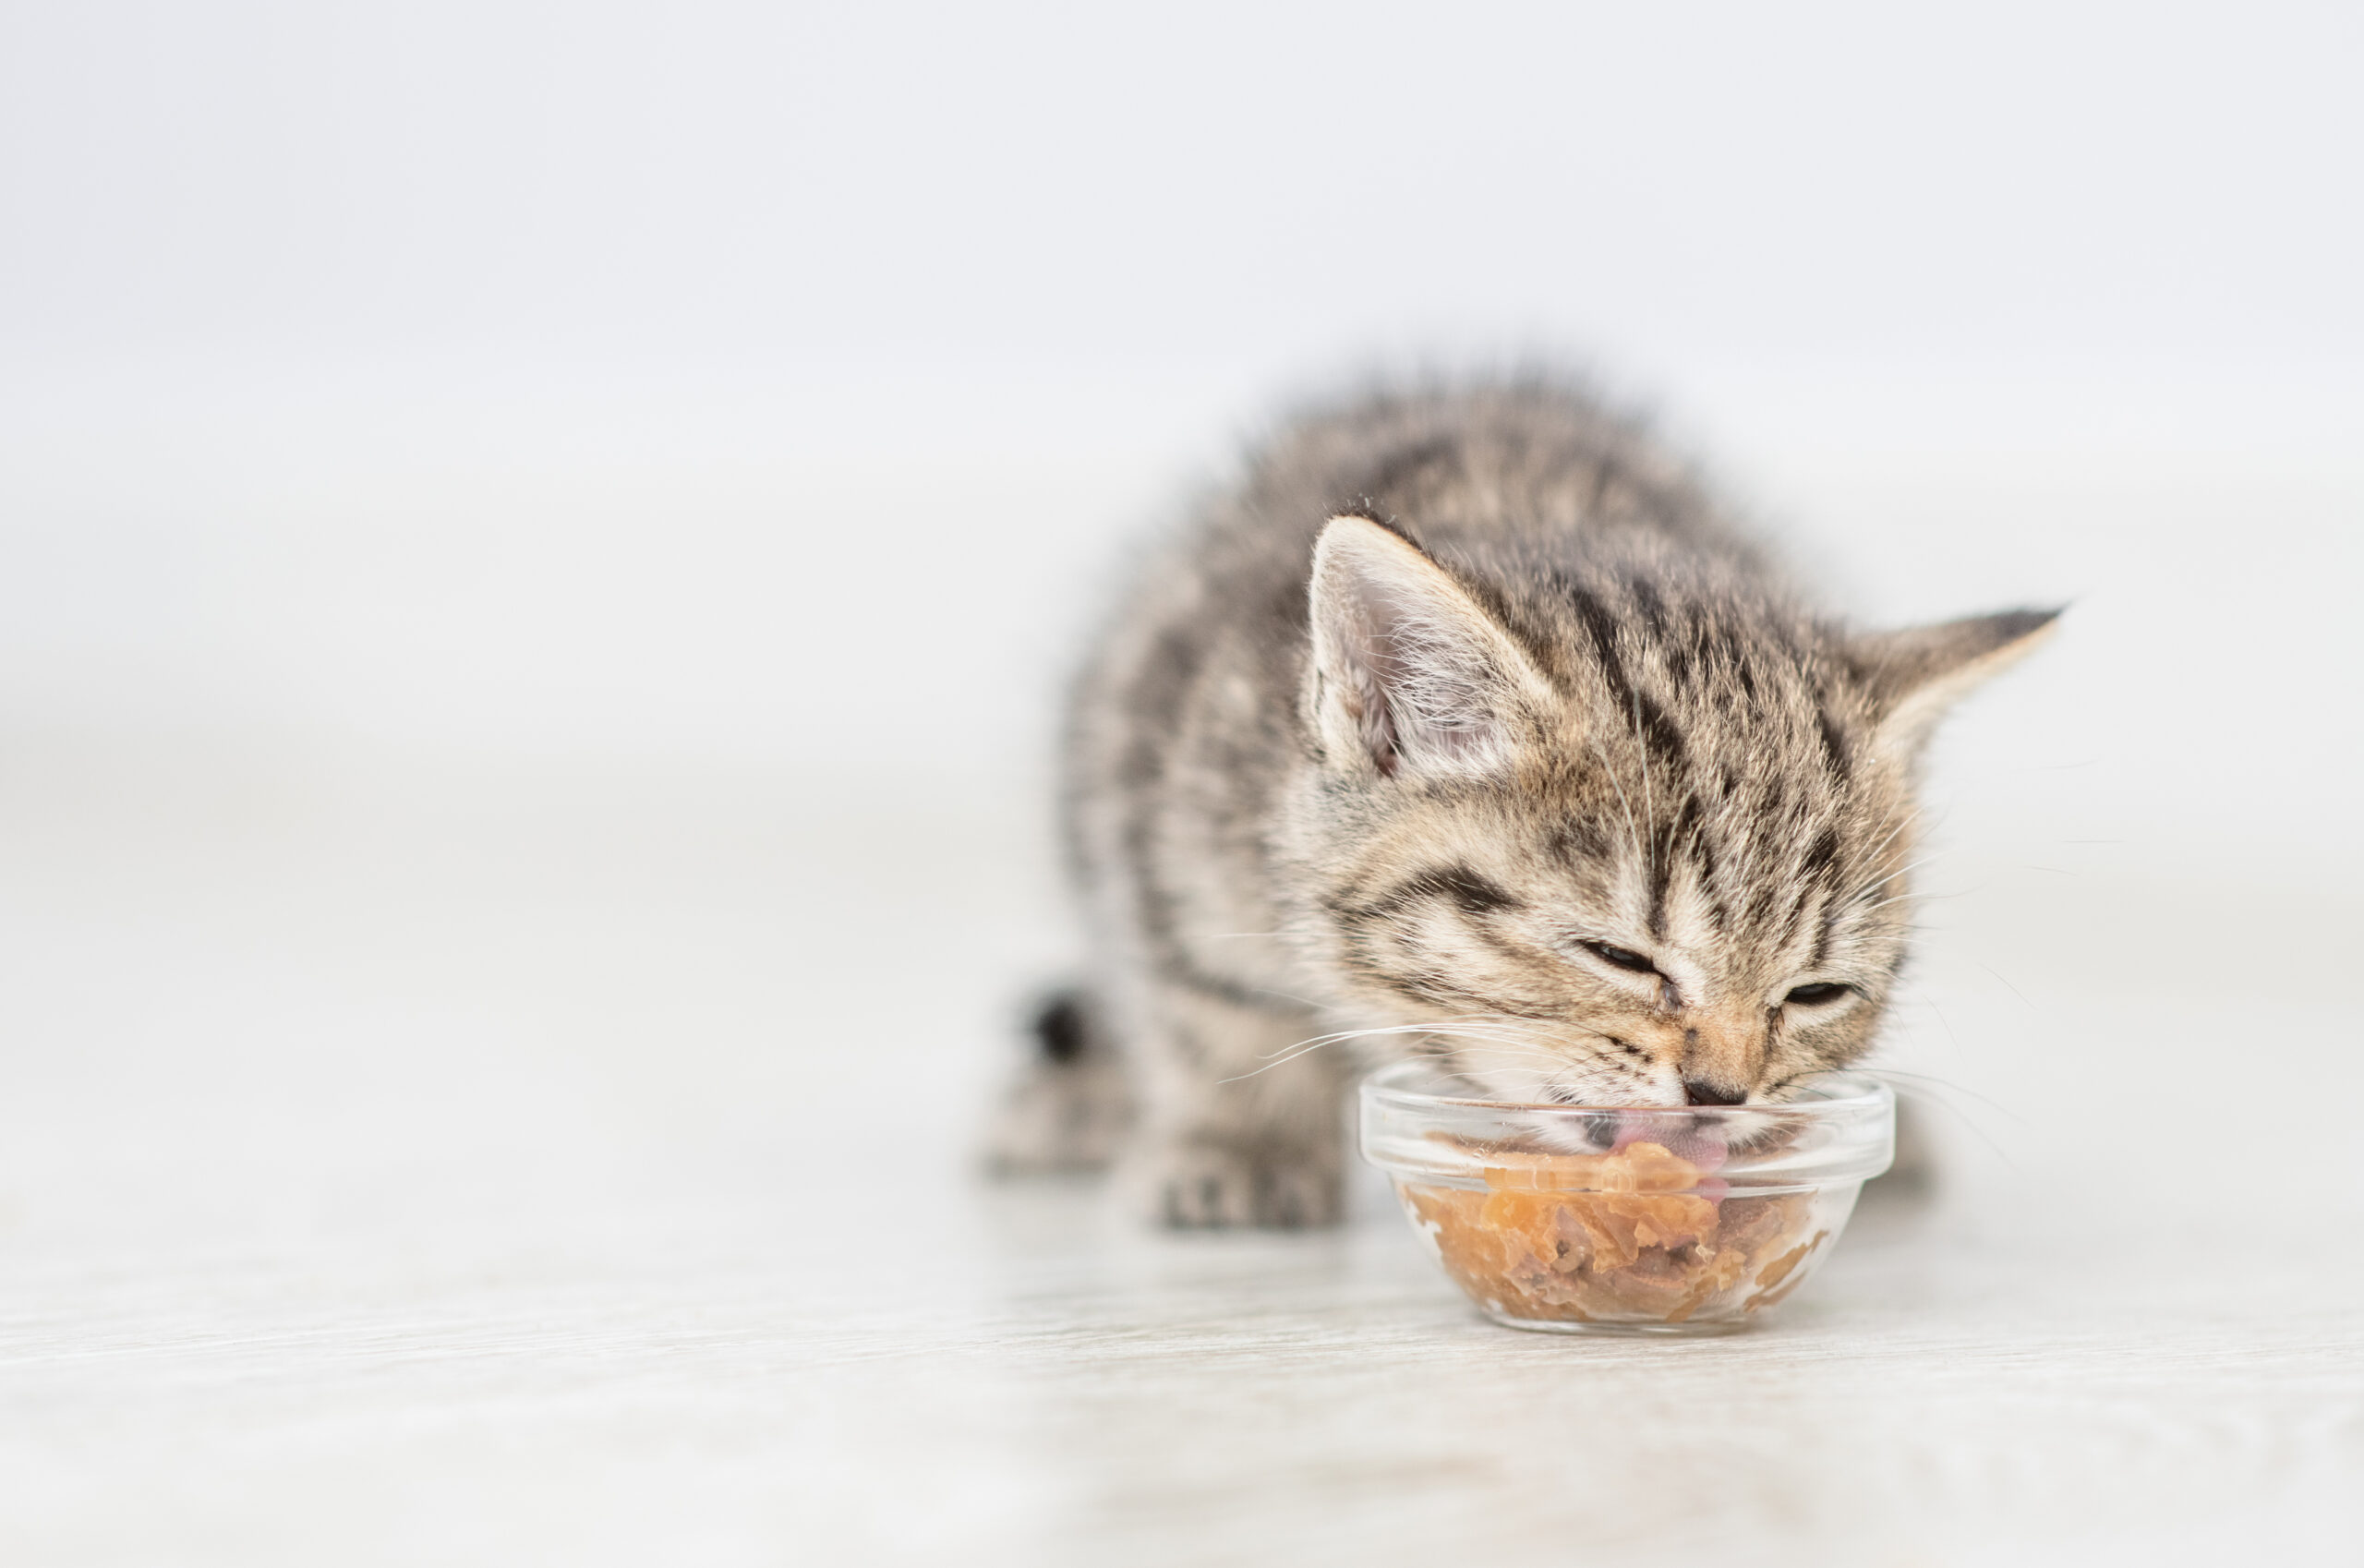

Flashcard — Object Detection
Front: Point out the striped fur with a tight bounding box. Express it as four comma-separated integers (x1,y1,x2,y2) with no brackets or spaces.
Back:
995,377,2056,1226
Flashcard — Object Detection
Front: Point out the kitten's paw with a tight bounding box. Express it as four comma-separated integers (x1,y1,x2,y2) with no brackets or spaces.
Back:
1131,1138,1342,1229
983,1051,1133,1175
984,990,1132,1176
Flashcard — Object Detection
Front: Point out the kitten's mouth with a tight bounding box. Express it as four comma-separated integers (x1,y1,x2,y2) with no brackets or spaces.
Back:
1505,1100,1799,1170
1440,1061,1792,1160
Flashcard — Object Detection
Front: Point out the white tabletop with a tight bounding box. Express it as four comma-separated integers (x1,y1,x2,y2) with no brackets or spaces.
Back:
2,740,2357,1565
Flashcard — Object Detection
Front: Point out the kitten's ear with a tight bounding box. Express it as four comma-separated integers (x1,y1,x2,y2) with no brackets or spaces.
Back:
1851,608,2063,760
1306,514,1550,779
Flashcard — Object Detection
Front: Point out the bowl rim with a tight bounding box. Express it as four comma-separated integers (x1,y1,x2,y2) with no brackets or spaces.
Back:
1358,1060,1895,1188
1358,1058,1892,1117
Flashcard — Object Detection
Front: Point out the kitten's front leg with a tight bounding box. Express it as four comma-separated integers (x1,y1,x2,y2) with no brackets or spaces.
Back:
1122,980,1351,1229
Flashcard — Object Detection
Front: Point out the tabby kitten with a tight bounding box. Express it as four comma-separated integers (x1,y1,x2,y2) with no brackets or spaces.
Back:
988,379,2056,1227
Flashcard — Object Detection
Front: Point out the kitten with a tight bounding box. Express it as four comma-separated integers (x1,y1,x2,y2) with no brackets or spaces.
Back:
987,378,2056,1227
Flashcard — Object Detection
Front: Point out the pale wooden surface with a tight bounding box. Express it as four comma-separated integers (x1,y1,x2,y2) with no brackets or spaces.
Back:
2,740,2358,1565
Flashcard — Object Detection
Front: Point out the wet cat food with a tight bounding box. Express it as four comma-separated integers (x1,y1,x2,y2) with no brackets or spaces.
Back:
1361,1061,1893,1334
1395,1143,1826,1328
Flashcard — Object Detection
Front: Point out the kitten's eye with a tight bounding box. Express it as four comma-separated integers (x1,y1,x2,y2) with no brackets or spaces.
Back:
1784,983,1852,1007
1580,941,1658,975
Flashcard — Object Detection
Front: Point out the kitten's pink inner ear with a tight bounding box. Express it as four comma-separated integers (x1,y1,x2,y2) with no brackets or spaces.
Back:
1853,607,2063,759
1305,514,1547,778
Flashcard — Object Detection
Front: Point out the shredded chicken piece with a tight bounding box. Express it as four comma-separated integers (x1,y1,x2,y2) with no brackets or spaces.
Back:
1400,1142,1827,1326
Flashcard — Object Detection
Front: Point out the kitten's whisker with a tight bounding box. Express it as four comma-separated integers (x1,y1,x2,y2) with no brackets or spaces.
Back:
1429,1036,1575,1057
1856,1069,2023,1168
1225,1013,1585,1083
1857,1067,2029,1126
1894,985,1965,1055
1835,851,1941,911
1854,885,1981,918
1246,985,1330,1011
1844,809,1919,881
1226,1019,1544,1081
1974,963,2041,1013
1405,1038,1570,1064
1455,1048,1641,1071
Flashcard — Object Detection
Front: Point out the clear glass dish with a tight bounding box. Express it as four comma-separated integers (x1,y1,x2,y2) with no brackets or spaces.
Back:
1360,1060,1895,1336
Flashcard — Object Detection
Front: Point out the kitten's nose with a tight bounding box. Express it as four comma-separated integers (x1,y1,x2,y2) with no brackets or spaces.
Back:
1682,1079,1747,1106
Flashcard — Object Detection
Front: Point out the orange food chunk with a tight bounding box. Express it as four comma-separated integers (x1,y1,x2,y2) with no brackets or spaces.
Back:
1401,1140,1822,1327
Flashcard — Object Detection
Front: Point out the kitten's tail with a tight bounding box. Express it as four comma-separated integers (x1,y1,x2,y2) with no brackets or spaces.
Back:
1031,989,1096,1066
981,987,1135,1175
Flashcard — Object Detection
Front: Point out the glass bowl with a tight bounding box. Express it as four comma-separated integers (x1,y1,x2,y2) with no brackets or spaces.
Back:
1360,1061,1894,1335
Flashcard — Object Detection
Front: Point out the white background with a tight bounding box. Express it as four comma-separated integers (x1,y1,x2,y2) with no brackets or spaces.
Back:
3,4,2360,1562
5,1,2359,855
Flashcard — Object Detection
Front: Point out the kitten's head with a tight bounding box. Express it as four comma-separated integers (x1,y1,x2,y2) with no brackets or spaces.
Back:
1282,514,2056,1107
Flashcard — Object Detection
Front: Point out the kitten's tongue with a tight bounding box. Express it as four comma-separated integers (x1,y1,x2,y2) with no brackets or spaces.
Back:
1609,1110,1731,1175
